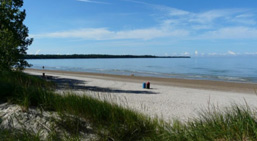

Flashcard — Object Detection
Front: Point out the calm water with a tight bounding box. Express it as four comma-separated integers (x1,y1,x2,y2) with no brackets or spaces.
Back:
27,56,257,83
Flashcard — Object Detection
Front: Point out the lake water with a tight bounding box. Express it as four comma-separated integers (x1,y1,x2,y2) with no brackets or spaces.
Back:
27,56,257,83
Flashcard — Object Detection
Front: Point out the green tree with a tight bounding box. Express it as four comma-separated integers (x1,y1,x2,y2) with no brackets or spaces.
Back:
0,0,33,70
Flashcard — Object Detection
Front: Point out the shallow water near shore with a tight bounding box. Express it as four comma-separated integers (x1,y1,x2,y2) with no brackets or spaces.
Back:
27,56,257,83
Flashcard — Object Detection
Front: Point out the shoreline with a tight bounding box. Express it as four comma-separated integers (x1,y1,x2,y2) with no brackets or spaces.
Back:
25,68,257,94
24,68,257,121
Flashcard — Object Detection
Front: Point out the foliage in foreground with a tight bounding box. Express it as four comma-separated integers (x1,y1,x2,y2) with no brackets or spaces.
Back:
0,0,33,70
162,105,257,140
0,128,40,141
0,71,54,110
1,70,257,140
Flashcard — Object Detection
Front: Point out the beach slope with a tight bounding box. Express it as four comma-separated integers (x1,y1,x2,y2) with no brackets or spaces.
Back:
25,69,257,121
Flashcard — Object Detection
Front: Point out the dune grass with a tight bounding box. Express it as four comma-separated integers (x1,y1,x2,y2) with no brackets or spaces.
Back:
160,105,257,140
0,126,41,141
1,70,257,140
0,71,55,109
54,94,160,140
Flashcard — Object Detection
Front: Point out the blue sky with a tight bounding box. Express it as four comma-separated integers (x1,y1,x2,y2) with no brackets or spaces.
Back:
23,0,257,56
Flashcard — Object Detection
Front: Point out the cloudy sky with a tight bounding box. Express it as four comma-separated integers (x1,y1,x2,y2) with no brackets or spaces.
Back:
23,0,257,56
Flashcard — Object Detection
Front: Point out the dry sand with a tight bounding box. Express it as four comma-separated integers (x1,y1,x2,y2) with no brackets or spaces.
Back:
25,69,257,122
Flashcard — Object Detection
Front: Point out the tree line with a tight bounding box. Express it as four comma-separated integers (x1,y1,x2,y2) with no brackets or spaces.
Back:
24,54,191,59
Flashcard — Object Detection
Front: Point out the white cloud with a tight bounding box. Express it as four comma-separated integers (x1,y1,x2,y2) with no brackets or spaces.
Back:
33,28,112,40
31,27,189,40
31,25,257,41
208,53,217,56
169,8,190,16
191,25,212,30
167,8,252,25
199,27,257,39
158,7,248,25
231,14,256,25
244,52,257,55
76,0,109,4
123,1,257,41
31,2,257,41
195,50,198,55
130,2,248,25
228,50,236,55
35,50,41,55
184,52,190,55
201,51,245,56
188,9,245,24
199,52,257,56
158,7,257,39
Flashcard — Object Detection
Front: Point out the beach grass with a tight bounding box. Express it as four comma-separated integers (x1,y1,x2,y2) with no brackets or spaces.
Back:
159,105,257,140
1,70,257,140
0,70,54,107
0,127,41,141
54,94,160,140
0,118,65,141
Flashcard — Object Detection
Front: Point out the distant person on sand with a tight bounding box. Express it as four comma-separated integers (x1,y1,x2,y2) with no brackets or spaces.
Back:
42,66,45,78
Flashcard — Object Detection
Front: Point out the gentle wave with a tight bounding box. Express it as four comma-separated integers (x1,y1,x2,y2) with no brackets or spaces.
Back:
27,57,257,83
32,65,255,83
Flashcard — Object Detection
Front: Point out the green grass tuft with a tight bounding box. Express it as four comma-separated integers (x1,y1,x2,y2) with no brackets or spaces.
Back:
0,127,41,141
53,94,159,140
158,105,257,140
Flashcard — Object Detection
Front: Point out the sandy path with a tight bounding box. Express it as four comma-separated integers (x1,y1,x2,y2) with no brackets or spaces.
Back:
25,69,257,122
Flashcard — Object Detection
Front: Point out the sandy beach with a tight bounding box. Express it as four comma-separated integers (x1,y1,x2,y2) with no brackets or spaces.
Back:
25,68,257,121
